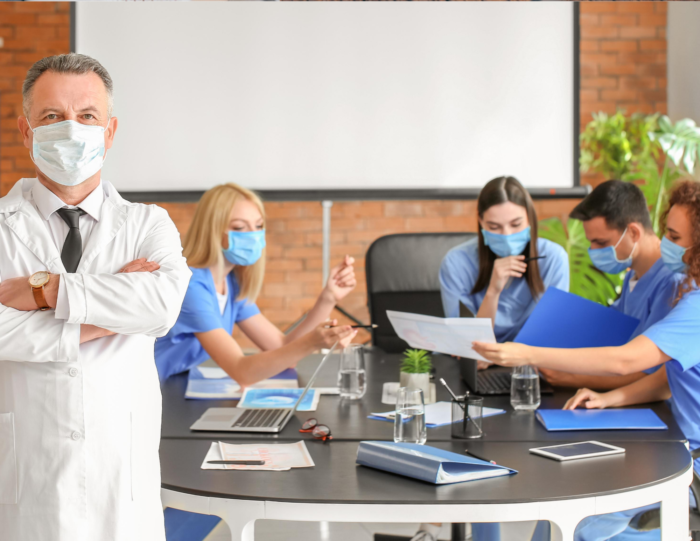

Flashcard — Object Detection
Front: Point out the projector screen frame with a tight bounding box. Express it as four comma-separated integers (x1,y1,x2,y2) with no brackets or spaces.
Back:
69,3,582,204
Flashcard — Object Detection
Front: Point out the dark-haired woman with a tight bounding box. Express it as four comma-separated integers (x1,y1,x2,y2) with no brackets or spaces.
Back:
440,176,569,343
413,177,568,541
473,180,700,540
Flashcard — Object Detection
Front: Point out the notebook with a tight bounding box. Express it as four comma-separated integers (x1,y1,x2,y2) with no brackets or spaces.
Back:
514,288,640,349
536,409,667,431
356,441,516,485
368,401,505,427
185,366,297,400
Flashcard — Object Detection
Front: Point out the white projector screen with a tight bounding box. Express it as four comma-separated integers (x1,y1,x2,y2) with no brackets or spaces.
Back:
75,3,576,195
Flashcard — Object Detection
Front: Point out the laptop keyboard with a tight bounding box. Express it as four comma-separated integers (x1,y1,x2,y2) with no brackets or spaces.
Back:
233,408,288,428
477,370,512,395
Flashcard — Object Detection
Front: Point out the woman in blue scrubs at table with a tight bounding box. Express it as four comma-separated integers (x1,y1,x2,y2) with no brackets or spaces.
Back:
155,183,356,384
473,180,700,541
411,177,569,541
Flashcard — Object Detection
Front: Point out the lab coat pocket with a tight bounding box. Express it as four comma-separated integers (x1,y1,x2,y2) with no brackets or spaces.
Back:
0,413,18,504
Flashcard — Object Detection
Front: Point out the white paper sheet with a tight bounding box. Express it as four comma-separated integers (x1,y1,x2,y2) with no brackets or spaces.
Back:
201,441,315,471
386,310,496,362
370,401,505,427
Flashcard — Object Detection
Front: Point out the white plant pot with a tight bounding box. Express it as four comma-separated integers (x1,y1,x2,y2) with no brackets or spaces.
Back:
399,372,431,400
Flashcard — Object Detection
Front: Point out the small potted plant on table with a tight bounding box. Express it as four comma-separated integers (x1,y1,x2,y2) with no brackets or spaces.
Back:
399,349,432,401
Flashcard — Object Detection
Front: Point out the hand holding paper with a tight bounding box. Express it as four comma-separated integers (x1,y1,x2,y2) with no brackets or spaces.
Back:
386,311,497,362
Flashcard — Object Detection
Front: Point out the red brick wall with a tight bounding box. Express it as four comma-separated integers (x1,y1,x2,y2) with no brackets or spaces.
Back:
0,2,70,196
0,3,668,346
579,2,667,187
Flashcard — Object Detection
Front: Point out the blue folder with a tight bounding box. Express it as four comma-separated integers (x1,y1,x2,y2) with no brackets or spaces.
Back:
536,409,667,431
356,441,517,485
514,288,640,349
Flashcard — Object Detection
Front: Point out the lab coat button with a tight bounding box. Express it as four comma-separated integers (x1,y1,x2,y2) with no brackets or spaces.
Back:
69,367,79,377
71,431,82,441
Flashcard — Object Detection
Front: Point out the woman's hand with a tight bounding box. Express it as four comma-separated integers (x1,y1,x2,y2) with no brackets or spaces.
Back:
471,341,532,367
488,255,527,294
309,320,357,350
564,388,611,410
323,255,357,303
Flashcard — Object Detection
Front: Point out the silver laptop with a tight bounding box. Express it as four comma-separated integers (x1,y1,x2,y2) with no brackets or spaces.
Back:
190,343,338,433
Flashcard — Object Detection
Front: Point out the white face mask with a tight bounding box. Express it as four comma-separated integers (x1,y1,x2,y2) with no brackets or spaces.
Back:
29,119,107,187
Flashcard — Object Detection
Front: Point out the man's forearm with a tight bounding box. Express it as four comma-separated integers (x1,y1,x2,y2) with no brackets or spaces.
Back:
80,324,116,344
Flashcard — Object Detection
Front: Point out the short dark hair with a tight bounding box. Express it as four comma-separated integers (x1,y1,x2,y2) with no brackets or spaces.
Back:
570,180,652,232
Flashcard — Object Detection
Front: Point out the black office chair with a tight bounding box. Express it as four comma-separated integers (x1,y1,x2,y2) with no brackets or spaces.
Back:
630,447,700,538
366,232,476,352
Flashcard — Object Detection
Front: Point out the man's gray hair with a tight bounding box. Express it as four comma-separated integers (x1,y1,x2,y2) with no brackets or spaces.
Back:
22,53,114,117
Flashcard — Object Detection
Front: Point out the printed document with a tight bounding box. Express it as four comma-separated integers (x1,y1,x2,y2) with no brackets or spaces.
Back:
201,441,315,471
386,310,496,362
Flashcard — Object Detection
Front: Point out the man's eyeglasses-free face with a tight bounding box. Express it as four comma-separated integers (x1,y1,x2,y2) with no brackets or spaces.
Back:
299,418,332,442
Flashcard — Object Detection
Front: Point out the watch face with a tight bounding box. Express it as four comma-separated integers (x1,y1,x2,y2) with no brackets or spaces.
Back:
29,271,50,288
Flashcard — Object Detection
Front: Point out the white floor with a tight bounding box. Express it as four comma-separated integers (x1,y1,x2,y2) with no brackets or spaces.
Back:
203,519,539,541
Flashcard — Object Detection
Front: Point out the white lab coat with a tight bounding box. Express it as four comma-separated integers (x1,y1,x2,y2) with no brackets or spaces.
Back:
0,178,191,541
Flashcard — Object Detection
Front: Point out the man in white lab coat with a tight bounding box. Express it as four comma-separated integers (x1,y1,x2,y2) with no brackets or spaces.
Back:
0,53,191,540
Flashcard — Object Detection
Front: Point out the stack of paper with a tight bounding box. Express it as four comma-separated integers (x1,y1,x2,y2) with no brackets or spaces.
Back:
202,441,315,471
369,401,505,427
185,366,298,400
238,388,319,412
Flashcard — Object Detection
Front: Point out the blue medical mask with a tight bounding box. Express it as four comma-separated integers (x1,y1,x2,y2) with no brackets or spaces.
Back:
661,236,688,274
223,230,266,266
481,226,531,258
29,119,107,187
588,227,636,275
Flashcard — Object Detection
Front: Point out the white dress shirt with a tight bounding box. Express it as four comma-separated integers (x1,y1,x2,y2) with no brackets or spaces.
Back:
29,180,104,320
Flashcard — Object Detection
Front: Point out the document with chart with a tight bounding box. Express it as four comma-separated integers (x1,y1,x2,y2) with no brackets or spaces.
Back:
386,311,496,362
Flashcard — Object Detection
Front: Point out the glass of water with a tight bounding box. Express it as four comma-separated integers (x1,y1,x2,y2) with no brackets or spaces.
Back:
337,344,367,400
510,365,541,411
394,387,427,445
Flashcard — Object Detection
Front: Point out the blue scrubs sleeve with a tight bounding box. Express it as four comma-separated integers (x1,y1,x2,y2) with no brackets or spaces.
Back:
643,290,700,371
439,251,477,318
235,300,261,322
541,243,570,293
175,278,225,336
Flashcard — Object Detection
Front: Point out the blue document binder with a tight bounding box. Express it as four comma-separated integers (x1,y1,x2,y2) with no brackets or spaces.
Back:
356,441,517,485
514,288,640,349
536,409,667,431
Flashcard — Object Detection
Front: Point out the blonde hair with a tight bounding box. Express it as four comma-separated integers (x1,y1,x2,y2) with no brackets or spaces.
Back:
183,183,266,303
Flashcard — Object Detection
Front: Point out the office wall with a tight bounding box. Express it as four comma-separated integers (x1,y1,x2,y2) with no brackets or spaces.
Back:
0,2,668,347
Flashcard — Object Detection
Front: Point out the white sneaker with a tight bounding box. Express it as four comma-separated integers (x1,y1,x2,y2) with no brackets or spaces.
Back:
409,532,437,541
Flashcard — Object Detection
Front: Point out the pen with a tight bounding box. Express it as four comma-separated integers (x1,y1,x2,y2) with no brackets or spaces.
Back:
207,460,266,465
523,255,546,263
324,324,378,329
439,378,465,411
465,450,497,465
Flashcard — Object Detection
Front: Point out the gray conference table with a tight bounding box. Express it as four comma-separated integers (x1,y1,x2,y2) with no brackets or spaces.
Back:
159,348,693,540
160,348,686,443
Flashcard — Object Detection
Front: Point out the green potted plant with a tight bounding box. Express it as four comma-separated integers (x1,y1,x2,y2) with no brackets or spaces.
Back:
399,349,432,400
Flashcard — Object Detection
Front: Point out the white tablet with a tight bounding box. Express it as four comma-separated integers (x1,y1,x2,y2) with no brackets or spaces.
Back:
529,441,625,462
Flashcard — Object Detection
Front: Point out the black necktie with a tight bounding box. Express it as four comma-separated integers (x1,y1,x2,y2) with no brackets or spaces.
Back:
57,208,87,273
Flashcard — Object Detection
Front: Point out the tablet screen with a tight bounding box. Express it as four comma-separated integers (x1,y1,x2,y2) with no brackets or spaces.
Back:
539,442,614,458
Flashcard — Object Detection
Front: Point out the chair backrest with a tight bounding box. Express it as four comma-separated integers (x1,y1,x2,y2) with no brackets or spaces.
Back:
365,232,476,352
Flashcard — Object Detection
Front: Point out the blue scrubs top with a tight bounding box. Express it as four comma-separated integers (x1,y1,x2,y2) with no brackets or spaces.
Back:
643,287,700,452
612,259,684,374
155,267,260,381
439,237,569,342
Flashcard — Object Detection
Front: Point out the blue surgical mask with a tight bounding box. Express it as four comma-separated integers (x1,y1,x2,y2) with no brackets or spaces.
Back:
29,120,107,187
223,230,266,266
588,227,636,275
481,226,531,258
661,236,688,274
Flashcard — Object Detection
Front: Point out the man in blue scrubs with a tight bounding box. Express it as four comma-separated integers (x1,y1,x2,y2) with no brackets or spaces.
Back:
539,180,683,391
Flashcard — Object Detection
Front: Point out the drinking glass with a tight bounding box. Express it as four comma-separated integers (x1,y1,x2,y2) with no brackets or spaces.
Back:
451,395,484,439
394,387,427,444
337,344,367,400
510,365,541,411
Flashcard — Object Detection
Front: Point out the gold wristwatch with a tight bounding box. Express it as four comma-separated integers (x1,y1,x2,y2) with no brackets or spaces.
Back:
29,271,51,311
